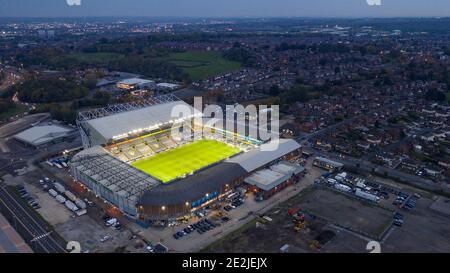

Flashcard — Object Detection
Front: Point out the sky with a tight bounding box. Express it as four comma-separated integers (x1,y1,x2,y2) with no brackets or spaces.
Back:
0,0,449,18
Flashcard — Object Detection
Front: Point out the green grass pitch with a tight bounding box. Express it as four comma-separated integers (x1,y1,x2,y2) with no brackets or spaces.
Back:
131,139,240,183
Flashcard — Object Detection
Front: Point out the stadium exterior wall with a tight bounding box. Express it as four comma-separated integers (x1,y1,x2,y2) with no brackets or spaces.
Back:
137,176,245,220
71,165,138,216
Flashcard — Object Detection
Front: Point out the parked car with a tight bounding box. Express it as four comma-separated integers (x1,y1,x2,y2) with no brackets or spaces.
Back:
100,235,112,242
394,219,404,227
146,246,154,253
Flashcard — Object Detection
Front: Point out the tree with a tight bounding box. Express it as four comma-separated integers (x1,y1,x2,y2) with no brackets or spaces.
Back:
223,47,255,67
280,85,312,105
0,98,13,114
269,85,280,96
50,104,77,124
17,77,89,103
425,89,446,102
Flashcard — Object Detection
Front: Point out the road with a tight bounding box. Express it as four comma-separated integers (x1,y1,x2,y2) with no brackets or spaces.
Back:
0,186,67,253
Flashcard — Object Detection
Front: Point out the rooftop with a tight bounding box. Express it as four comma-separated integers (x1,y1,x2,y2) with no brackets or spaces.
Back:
245,169,287,191
228,139,301,172
117,78,154,86
244,161,305,191
71,147,159,204
314,157,344,168
139,162,247,206
14,125,74,146
83,100,202,142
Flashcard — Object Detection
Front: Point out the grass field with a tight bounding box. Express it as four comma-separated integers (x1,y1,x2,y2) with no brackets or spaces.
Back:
69,52,124,63
131,139,240,183
165,51,241,81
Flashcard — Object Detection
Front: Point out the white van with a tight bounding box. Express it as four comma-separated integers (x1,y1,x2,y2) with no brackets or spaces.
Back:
106,218,118,227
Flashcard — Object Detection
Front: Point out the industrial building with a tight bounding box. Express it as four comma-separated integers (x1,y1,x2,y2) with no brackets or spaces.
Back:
14,125,75,148
116,78,155,90
244,161,305,200
156,82,180,90
313,157,344,172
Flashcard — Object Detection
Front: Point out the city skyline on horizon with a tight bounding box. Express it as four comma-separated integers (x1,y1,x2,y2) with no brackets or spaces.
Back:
0,0,449,18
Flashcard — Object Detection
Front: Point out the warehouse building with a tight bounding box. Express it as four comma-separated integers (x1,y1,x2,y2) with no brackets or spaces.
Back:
14,125,75,148
244,161,305,200
313,157,344,172
116,78,155,90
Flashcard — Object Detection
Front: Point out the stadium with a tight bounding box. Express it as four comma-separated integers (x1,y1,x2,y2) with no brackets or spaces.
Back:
70,94,302,220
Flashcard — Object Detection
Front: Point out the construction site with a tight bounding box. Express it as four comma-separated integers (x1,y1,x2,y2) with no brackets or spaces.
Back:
202,182,424,253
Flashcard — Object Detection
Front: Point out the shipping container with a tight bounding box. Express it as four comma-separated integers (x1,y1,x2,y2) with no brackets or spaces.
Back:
65,191,77,202
48,189,58,197
356,189,380,203
76,209,87,217
55,195,66,204
54,182,66,193
334,183,352,193
65,200,79,212
75,198,87,209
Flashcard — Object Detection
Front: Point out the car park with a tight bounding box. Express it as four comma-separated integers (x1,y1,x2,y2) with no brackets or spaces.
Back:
394,213,404,220
380,192,389,199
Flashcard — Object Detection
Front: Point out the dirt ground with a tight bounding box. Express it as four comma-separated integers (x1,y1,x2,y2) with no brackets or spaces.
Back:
54,215,142,253
299,187,393,238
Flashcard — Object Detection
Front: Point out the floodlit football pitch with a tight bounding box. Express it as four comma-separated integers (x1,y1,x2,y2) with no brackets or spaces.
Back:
131,139,240,183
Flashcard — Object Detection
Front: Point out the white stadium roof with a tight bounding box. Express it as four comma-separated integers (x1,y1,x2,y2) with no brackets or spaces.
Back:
84,100,201,142
228,139,301,172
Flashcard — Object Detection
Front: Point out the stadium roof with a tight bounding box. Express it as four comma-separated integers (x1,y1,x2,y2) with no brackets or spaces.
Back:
84,100,201,142
14,125,74,147
71,147,159,213
228,139,301,172
138,162,247,206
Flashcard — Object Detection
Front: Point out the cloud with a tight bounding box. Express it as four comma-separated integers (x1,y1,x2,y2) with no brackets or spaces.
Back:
66,0,82,6
366,0,382,6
